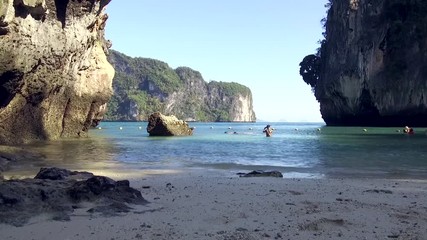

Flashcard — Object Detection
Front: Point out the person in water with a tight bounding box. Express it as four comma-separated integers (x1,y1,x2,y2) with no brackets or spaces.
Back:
263,124,273,137
403,126,414,134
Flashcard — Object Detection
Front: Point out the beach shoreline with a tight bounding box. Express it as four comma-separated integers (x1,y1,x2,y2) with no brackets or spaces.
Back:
1,168,426,240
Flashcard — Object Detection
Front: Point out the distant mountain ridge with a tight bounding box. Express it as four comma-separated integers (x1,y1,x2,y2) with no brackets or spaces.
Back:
105,50,256,122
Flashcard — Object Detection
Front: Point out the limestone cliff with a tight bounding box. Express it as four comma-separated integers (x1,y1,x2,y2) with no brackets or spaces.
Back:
0,0,114,144
106,50,256,122
302,0,427,126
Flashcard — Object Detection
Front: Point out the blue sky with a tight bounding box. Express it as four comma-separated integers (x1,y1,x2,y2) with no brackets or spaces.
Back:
105,0,328,122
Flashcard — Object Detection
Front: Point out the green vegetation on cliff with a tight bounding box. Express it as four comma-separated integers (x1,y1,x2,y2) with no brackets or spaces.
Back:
299,54,320,89
108,50,183,94
105,50,256,122
208,81,251,97
299,1,330,89
104,51,177,120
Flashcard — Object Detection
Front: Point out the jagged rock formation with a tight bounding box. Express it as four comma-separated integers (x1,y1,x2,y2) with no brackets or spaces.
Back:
0,0,114,144
146,112,193,136
302,0,427,126
0,167,147,226
106,50,256,122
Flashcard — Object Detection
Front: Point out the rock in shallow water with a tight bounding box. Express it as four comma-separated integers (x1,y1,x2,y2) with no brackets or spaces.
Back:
146,112,194,136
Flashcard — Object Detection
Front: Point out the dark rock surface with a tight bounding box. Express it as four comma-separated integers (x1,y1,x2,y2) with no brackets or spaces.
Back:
146,112,194,136
306,1,427,126
34,167,94,181
237,170,283,178
0,0,114,144
0,167,147,226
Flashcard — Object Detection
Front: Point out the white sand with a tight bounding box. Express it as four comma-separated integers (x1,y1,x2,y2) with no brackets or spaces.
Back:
1,169,426,240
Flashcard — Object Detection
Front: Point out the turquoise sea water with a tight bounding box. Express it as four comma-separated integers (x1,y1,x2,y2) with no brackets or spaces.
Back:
4,122,427,179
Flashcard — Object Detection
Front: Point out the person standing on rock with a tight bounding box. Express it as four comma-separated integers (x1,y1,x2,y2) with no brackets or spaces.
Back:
263,125,273,137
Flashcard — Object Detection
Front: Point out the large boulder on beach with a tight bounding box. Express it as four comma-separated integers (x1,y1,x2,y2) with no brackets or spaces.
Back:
0,0,114,144
146,112,194,136
0,167,147,226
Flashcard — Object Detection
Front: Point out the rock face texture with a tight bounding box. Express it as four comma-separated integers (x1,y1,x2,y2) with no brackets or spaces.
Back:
0,167,147,226
0,0,114,144
310,0,427,126
237,170,283,178
106,50,256,122
146,112,193,136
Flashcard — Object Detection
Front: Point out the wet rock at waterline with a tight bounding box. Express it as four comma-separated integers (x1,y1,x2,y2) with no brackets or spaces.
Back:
146,112,194,136
237,170,284,178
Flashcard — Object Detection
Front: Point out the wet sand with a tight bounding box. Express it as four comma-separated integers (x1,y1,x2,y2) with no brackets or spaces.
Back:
1,169,426,240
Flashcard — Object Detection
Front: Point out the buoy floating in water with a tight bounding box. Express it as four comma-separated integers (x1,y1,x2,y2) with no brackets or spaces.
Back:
139,126,142,130
98,127,102,130
119,127,123,130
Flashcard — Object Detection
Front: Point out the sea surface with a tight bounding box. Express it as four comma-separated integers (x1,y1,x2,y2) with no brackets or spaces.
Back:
3,122,427,179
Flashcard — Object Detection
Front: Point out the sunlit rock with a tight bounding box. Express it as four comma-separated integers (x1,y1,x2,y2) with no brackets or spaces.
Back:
0,0,114,144
146,112,193,136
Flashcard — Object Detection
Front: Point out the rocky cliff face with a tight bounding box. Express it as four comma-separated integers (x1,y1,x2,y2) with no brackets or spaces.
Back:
106,50,256,122
0,0,114,144
308,0,427,126
205,80,255,122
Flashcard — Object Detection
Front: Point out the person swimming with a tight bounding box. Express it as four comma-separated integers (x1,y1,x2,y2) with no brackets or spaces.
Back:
403,126,414,134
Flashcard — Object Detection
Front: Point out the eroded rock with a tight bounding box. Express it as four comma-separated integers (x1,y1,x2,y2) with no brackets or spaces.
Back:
0,0,114,144
146,112,194,136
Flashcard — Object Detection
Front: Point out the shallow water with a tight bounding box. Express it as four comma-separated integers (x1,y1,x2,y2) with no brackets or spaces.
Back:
2,122,427,179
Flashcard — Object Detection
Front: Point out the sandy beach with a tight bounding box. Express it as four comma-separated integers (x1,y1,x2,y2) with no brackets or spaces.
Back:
1,169,426,240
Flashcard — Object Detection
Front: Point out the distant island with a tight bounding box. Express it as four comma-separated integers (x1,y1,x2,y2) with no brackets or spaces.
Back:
105,50,256,122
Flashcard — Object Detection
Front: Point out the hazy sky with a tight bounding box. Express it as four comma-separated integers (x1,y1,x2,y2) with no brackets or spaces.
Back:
105,0,328,122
